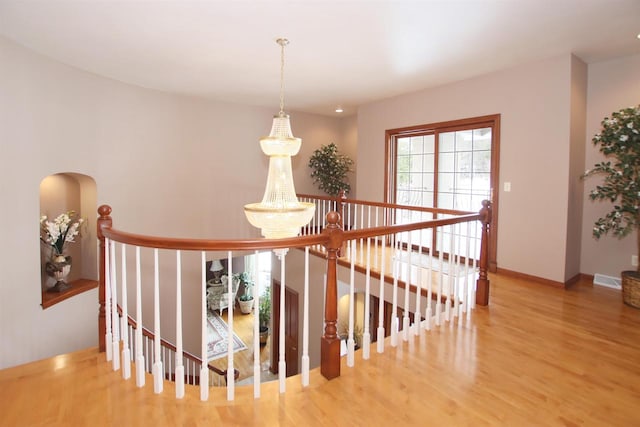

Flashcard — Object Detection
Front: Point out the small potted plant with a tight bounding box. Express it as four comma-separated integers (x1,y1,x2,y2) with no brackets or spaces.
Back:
583,105,640,307
308,142,354,196
235,272,254,314
258,286,271,346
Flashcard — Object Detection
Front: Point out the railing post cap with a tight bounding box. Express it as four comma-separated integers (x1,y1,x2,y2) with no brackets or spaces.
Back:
326,211,340,225
98,205,112,217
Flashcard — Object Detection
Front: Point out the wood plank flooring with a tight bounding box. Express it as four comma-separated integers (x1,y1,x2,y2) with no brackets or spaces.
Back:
2,273,640,426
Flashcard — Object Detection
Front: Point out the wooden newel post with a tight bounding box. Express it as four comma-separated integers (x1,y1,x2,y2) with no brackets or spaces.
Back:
321,211,343,379
476,200,492,306
97,205,112,352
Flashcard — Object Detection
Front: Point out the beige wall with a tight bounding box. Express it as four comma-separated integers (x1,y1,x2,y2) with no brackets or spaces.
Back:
580,53,640,277
0,36,344,369
357,55,574,282
565,56,588,282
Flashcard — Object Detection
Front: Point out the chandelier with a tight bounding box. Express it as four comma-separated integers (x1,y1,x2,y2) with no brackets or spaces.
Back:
244,38,315,239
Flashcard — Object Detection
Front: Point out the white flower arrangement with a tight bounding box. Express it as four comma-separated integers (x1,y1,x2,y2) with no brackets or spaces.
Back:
40,210,84,256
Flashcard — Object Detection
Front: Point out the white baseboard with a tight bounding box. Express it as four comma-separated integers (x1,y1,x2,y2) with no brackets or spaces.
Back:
593,273,622,290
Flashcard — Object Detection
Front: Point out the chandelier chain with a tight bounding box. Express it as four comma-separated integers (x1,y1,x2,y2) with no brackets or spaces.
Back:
277,38,289,115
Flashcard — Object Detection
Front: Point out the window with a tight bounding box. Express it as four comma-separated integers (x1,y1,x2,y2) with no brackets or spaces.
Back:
386,115,499,269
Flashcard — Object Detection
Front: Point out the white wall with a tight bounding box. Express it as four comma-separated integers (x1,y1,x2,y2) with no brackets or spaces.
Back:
580,53,640,277
357,55,574,283
0,36,344,369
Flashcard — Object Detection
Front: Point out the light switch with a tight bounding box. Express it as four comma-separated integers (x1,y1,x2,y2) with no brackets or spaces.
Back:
504,182,511,192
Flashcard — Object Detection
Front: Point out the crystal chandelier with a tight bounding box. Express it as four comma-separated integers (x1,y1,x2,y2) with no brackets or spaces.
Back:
244,38,315,239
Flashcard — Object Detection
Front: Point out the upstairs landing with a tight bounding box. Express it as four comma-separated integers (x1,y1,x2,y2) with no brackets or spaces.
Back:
2,275,640,426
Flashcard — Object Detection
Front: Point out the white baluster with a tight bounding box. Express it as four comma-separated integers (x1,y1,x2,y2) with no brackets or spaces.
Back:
166,348,171,379
445,225,453,322
152,248,163,394
390,238,399,347
453,223,461,319
414,229,423,336
362,236,371,360
402,232,411,342
374,207,379,270
145,337,149,372
376,234,386,354
347,243,356,367
301,247,310,386
105,238,112,362
425,235,433,331
436,229,444,326
110,240,120,371
253,250,261,399
200,251,209,401
226,251,235,401
135,246,145,387
175,250,184,399
277,250,287,393
121,244,131,379
359,206,364,264
462,222,472,316
470,221,478,310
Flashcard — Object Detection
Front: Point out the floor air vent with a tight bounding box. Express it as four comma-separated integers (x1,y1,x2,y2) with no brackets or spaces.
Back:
593,274,622,290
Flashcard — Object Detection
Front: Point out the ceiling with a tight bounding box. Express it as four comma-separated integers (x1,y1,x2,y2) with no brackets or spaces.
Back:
1,1,639,116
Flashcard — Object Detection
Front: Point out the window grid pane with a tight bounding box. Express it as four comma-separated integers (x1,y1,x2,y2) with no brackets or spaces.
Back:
394,125,492,259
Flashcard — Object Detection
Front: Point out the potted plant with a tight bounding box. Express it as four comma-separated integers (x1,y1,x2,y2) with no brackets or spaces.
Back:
583,105,640,307
258,286,271,346
308,142,354,196
235,272,254,314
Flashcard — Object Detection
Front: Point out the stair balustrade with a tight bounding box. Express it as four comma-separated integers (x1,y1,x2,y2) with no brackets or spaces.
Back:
96,195,491,401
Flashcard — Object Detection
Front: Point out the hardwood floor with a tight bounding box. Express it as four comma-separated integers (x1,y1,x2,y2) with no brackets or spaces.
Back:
2,273,640,426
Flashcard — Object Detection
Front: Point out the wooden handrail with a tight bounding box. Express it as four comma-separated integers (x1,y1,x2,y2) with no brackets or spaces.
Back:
100,225,327,251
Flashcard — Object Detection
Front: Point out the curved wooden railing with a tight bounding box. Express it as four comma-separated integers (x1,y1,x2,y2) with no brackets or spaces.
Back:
97,195,492,398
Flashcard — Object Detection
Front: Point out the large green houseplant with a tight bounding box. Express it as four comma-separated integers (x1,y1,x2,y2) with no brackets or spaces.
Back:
583,105,640,307
308,143,354,196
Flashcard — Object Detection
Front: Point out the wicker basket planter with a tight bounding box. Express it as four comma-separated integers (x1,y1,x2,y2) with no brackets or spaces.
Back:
621,271,640,308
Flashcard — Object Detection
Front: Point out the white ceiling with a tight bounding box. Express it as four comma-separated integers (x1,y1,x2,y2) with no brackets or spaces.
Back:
1,0,639,116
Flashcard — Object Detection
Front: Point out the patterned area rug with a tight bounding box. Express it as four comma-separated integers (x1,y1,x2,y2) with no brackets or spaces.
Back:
207,312,247,361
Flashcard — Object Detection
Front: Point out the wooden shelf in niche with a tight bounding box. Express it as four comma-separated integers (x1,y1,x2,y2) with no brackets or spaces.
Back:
41,278,98,310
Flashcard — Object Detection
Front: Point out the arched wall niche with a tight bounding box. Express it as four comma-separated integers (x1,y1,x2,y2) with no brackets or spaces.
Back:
39,172,98,307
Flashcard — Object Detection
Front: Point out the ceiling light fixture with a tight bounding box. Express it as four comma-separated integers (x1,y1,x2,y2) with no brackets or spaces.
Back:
335,106,344,113
244,38,315,239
